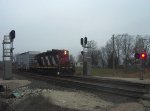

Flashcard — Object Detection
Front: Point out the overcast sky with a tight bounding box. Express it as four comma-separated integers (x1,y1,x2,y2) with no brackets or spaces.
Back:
1,0,150,60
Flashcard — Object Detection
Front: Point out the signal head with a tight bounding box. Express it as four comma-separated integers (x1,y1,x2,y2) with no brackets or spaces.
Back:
140,52,147,60
9,30,15,42
84,37,87,45
134,53,140,59
81,38,84,45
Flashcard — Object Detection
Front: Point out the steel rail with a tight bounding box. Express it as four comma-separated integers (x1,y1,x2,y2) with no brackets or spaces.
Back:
14,71,150,98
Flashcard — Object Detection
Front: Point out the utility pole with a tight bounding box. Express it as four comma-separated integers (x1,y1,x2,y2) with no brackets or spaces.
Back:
134,38,148,80
112,34,115,72
139,38,147,80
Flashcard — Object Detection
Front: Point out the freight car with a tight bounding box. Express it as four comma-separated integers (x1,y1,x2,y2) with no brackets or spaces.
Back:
16,51,40,70
16,49,75,76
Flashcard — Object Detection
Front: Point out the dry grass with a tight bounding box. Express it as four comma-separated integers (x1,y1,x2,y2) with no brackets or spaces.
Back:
75,67,150,78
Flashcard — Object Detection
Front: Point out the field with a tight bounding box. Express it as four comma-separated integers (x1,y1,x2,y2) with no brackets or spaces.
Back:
75,67,150,79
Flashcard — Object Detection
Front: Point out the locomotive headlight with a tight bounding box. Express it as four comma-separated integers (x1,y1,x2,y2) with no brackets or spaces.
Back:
64,50,67,55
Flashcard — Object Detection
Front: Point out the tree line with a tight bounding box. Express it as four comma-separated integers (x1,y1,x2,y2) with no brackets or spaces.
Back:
77,34,150,69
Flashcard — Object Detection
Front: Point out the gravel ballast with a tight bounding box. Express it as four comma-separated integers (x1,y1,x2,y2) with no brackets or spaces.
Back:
0,72,146,111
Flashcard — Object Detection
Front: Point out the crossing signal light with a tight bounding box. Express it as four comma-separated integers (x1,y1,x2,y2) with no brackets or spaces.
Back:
81,38,84,45
140,52,147,60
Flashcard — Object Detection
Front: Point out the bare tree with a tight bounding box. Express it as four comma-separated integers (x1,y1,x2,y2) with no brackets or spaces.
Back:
120,34,135,70
105,38,118,68
69,55,75,63
134,35,150,53
114,35,123,68
87,40,99,67
95,33,150,70
98,47,108,68
77,53,82,63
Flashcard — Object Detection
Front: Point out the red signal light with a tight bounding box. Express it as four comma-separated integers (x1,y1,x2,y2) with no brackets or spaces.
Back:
141,54,145,58
140,52,147,60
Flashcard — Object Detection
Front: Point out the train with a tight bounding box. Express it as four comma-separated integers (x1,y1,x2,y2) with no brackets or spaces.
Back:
15,49,75,76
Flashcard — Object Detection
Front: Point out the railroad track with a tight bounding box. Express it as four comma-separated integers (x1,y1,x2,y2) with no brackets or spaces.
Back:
70,76,150,97
14,71,150,99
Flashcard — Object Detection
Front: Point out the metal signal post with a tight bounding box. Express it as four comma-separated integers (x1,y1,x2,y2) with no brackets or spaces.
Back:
2,30,15,80
134,51,148,80
140,52,147,80
80,37,91,76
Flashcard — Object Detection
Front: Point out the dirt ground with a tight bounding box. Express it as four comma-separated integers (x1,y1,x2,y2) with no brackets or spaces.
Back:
14,90,145,111
0,71,146,111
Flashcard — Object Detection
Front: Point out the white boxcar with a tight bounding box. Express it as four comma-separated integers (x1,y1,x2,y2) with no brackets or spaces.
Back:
16,51,40,70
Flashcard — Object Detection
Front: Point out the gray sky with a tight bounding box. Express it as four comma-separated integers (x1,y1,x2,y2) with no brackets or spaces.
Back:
1,0,150,60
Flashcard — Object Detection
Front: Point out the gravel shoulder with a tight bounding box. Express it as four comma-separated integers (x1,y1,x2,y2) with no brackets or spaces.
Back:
0,72,146,111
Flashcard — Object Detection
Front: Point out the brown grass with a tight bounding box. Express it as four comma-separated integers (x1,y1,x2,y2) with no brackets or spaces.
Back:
75,67,150,78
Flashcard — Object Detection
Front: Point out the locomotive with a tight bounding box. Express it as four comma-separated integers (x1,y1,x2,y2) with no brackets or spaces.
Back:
16,49,75,76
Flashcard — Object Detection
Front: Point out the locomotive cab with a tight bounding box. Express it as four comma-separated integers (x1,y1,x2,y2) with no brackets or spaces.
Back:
33,49,75,76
